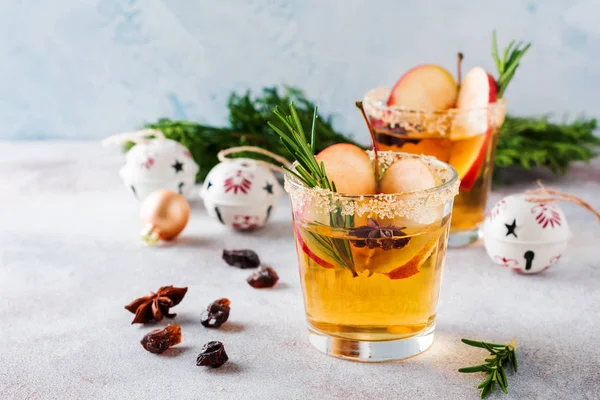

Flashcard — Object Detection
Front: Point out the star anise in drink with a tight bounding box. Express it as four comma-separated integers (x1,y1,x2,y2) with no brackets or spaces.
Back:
348,218,410,251
124,285,188,324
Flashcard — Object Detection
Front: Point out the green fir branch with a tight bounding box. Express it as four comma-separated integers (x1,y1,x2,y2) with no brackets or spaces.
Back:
496,115,600,177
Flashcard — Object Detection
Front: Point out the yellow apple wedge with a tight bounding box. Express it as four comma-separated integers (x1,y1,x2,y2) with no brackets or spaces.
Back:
379,158,436,194
315,144,377,194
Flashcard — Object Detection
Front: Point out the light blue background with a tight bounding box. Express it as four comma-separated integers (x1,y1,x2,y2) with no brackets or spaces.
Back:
0,0,596,142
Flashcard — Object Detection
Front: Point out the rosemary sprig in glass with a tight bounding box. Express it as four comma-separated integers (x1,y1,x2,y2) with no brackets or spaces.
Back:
268,103,357,276
492,30,532,98
459,338,518,398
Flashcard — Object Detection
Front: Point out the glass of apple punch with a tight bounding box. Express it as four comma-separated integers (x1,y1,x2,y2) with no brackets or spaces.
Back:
285,148,459,361
362,33,530,247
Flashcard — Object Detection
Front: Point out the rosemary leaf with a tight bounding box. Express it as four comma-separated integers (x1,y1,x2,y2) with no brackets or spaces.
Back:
283,166,310,187
461,339,506,349
310,107,317,153
458,365,488,373
511,351,519,372
481,384,492,399
478,375,493,389
289,104,306,141
295,165,318,187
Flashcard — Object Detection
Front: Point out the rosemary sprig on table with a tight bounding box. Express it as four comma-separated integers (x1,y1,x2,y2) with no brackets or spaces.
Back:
492,30,531,97
268,103,357,276
459,338,518,398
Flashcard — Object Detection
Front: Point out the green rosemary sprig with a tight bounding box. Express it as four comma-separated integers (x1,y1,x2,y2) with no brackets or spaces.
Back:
268,105,334,191
268,103,356,276
492,30,531,98
459,338,518,398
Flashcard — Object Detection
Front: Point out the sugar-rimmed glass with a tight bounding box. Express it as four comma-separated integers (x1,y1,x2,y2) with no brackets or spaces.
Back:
364,88,506,247
285,151,459,361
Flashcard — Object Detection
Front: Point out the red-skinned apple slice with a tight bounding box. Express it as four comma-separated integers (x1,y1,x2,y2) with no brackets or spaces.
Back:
293,223,335,269
352,231,438,280
451,67,498,190
387,65,458,110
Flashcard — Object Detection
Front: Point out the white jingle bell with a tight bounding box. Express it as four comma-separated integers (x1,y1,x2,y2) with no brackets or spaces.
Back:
104,129,199,201
201,155,284,231
483,193,572,274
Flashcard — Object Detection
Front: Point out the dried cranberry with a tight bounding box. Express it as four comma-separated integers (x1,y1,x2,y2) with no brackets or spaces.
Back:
247,266,279,288
201,298,231,328
196,341,228,368
222,249,260,269
140,324,182,354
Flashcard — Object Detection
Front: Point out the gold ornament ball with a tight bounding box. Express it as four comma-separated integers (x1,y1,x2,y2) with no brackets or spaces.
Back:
140,190,190,242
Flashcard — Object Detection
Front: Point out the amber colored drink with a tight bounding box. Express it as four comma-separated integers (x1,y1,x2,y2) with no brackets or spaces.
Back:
296,220,449,342
285,151,459,361
364,88,506,247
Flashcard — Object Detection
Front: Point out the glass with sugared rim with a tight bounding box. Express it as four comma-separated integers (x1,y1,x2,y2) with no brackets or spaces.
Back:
285,151,459,361
364,88,506,247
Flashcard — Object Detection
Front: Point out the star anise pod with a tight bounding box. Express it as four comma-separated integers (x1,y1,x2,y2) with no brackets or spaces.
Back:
124,285,188,324
348,218,410,251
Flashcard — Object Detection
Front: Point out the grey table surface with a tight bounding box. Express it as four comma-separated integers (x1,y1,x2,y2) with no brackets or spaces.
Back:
1,142,599,400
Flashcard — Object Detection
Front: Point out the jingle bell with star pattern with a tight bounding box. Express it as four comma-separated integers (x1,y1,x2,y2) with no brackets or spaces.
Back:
200,158,283,231
119,138,199,201
482,194,572,274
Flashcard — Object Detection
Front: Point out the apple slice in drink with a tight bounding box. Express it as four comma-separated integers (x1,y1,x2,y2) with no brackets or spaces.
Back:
387,65,458,110
315,143,377,195
294,223,335,269
294,144,378,269
352,231,438,280
379,157,436,194
351,157,440,279
450,67,498,190
379,157,443,225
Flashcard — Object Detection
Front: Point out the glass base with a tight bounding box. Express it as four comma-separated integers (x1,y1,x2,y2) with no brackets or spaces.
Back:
307,325,435,362
448,227,481,248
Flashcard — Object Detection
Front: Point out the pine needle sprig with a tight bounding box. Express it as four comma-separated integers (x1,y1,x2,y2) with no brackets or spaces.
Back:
459,338,518,398
492,30,531,97
496,115,600,178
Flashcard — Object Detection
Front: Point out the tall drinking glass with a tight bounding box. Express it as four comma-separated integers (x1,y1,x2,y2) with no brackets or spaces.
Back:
364,88,506,247
285,151,459,361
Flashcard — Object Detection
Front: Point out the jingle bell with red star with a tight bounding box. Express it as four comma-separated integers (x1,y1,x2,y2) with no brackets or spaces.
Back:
201,158,283,230
482,194,572,274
